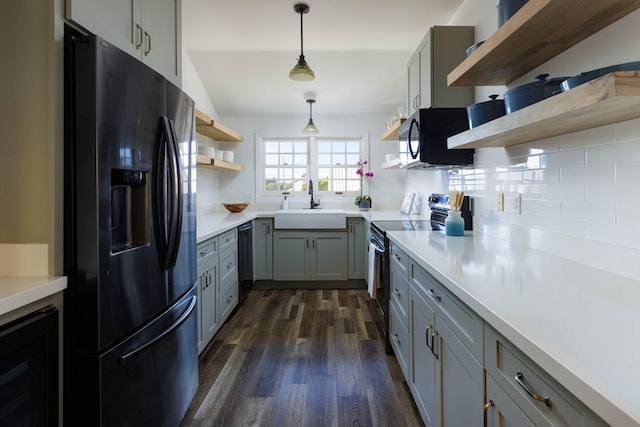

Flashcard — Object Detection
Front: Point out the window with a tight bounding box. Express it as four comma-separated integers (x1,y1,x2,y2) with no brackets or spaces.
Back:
258,135,367,199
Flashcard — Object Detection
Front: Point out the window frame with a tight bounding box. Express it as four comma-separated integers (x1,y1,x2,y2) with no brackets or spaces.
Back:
255,131,370,202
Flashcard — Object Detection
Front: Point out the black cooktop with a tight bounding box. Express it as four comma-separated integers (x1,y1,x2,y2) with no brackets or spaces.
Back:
372,220,431,232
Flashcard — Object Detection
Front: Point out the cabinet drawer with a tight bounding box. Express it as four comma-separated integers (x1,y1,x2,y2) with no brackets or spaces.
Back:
219,280,238,322
485,373,535,427
219,229,237,252
390,243,409,276
485,326,606,427
389,300,409,380
389,262,409,321
410,262,483,362
197,238,218,261
219,246,237,285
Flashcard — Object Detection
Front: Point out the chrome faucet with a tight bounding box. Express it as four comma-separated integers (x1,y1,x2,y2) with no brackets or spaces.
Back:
308,179,320,209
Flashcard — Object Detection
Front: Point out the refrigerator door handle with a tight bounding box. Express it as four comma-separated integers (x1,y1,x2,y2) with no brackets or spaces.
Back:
118,294,196,365
156,117,183,270
165,117,183,269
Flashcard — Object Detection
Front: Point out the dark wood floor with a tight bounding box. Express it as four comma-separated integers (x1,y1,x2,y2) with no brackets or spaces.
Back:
181,289,424,427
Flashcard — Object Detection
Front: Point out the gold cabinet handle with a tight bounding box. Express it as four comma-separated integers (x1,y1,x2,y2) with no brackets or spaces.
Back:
425,323,433,350
393,288,401,297
428,288,442,302
144,31,151,56
135,24,143,49
483,400,495,411
431,330,439,359
515,372,552,408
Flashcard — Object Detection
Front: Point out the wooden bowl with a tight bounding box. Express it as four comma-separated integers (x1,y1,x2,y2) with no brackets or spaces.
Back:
223,203,249,213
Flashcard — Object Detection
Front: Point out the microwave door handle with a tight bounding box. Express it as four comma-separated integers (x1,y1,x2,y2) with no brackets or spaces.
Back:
408,118,420,159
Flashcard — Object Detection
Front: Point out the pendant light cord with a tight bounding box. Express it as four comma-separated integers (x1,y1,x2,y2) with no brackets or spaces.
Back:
299,9,305,57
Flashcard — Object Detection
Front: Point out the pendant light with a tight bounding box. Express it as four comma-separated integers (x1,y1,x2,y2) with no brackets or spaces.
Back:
303,98,319,134
289,3,315,81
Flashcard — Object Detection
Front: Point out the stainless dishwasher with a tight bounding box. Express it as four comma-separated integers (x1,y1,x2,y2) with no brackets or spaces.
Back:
238,221,254,303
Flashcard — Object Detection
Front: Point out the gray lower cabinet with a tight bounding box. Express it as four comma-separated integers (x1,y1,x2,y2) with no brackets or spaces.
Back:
196,228,238,355
253,218,273,280
408,260,484,427
273,230,347,281
484,325,607,427
393,245,607,427
347,218,366,279
196,237,219,354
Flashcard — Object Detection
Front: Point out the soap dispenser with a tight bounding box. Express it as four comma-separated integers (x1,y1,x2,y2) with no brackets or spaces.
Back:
282,195,288,209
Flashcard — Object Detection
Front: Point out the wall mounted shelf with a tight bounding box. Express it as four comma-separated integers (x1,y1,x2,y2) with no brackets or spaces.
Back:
195,109,243,142
196,154,244,171
381,118,406,141
447,0,640,87
448,72,640,149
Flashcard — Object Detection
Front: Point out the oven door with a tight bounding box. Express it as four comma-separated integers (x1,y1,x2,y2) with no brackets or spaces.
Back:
369,235,390,351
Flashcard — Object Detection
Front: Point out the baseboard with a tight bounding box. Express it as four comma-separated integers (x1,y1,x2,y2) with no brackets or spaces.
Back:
252,279,366,290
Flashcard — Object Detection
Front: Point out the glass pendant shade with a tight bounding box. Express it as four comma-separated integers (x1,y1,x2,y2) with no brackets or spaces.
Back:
289,55,315,81
303,98,318,134
290,3,314,81
303,119,319,134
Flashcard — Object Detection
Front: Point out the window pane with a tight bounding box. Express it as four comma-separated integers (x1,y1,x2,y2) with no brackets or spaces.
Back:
280,141,293,152
281,153,293,165
333,140,345,152
265,154,279,165
293,141,307,153
332,153,346,165
346,153,359,165
265,142,279,153
317,141,331,153
293,168,307,179
346,141,360,153
318,153,331,165
293,153,307,165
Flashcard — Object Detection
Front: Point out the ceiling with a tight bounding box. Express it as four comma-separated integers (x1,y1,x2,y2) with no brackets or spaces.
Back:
182,0,463,117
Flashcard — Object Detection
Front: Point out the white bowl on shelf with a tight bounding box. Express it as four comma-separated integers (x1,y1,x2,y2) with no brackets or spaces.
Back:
215,151,224,161
223,151,234,163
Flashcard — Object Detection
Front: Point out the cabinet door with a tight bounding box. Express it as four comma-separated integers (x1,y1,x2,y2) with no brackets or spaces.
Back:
347,218,366,279
418,33,432,109
253,219,273,280
407,53,420,114
313,232,347,280
66,0,140,59
436,314,484,427
273,231,310,280
410,288,438,427
139,0,181,86
198,258,218,354
486,374,536,427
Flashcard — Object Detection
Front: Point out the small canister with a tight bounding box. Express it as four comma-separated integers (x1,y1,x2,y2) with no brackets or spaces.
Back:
445,211,465,236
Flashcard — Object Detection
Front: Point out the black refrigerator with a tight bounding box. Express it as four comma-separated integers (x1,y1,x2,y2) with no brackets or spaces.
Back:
63,26,198,426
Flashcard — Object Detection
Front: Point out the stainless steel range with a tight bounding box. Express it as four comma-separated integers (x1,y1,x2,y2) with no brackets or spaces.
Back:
369,219,430,353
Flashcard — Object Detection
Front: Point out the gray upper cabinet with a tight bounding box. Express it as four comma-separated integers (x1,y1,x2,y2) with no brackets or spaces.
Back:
407,26,474,113
66,0,182,87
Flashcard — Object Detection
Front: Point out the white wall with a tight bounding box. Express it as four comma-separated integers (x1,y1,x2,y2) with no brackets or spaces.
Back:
447,0,640,279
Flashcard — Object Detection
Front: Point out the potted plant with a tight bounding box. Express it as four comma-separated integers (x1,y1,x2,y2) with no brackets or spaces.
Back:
354,160,374,210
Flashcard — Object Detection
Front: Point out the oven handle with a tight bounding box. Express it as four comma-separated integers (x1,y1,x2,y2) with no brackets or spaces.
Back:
369,236,385,254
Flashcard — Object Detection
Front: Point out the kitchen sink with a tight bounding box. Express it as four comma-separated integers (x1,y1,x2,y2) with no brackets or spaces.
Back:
273,208,347,229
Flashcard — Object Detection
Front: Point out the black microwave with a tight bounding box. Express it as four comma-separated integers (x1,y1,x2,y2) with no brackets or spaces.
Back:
398,108,474,169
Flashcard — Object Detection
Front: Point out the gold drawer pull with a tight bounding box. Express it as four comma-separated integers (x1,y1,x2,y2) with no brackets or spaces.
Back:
515,372,552,408
428,288,442,301
483,400,494,411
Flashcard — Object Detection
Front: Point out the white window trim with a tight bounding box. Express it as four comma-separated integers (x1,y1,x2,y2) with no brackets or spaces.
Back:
255,131,370,203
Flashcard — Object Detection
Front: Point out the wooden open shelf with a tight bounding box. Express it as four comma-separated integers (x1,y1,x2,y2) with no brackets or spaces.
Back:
195,109,243,142
196,154,244,171
447,0,640,87
448,72,640,149
381,118,406,141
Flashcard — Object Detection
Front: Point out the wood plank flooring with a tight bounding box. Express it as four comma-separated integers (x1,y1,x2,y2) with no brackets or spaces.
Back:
181,289,423,427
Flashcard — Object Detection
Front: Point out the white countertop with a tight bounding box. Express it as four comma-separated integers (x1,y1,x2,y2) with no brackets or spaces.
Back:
0,276,67,316
387,229,640,427
196,209,425,243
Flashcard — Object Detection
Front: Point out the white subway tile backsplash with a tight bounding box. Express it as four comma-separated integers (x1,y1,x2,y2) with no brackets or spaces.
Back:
561,201,616,223
587,140,640,165
449,121,640,275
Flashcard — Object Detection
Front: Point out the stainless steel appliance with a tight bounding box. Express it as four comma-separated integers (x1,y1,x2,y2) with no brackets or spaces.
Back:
428,193,473,231
238,221,254,303
0,306,58,426
369,220,430,353
398,108,474,169
63,26,197,426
